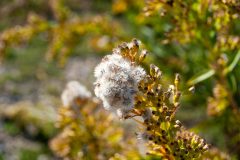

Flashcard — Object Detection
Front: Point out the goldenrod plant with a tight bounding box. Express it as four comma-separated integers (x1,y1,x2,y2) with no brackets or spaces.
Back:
50,81,140,160
94,39,222,159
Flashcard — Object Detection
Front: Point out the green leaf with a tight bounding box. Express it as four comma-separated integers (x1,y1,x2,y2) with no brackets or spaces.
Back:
224,50,240,75
187,69,215,86
229,75,237,93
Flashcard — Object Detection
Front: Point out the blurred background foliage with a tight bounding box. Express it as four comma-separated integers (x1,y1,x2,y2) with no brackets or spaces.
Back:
0,0,239,159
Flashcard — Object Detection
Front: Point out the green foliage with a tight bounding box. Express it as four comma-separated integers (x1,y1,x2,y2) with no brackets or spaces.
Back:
0,154,3,160
20,149,41,160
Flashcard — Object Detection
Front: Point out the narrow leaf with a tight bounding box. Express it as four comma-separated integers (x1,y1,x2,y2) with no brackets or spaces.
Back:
224,50,240,75
187,69,215,86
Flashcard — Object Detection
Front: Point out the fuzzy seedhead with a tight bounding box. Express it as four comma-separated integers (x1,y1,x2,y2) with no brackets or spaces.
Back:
94,41,146,118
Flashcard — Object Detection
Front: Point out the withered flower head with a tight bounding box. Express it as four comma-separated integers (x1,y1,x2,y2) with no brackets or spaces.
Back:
61,81,92,107
94,46,146,117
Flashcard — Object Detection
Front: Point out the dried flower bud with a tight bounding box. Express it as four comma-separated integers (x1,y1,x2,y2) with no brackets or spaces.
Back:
188,86,195,93
139,49,148,62
169,85,175,91
175,120,182,127
174,124,181,128
203,144,209,151
132,38,141,48
175,73,180,84
165,116,170,121
150,64,162,79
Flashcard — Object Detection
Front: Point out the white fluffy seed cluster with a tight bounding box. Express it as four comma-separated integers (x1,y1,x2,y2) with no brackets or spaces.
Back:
61,81,92,107
94,53,146,117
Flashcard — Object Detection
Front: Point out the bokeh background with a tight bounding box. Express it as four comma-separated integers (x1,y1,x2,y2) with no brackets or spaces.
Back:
0,0,239,159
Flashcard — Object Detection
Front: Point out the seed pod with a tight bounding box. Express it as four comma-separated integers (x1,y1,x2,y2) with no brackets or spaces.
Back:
188,86,195,93
175,73,180,85
175,120,182,127
139,49,148,62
